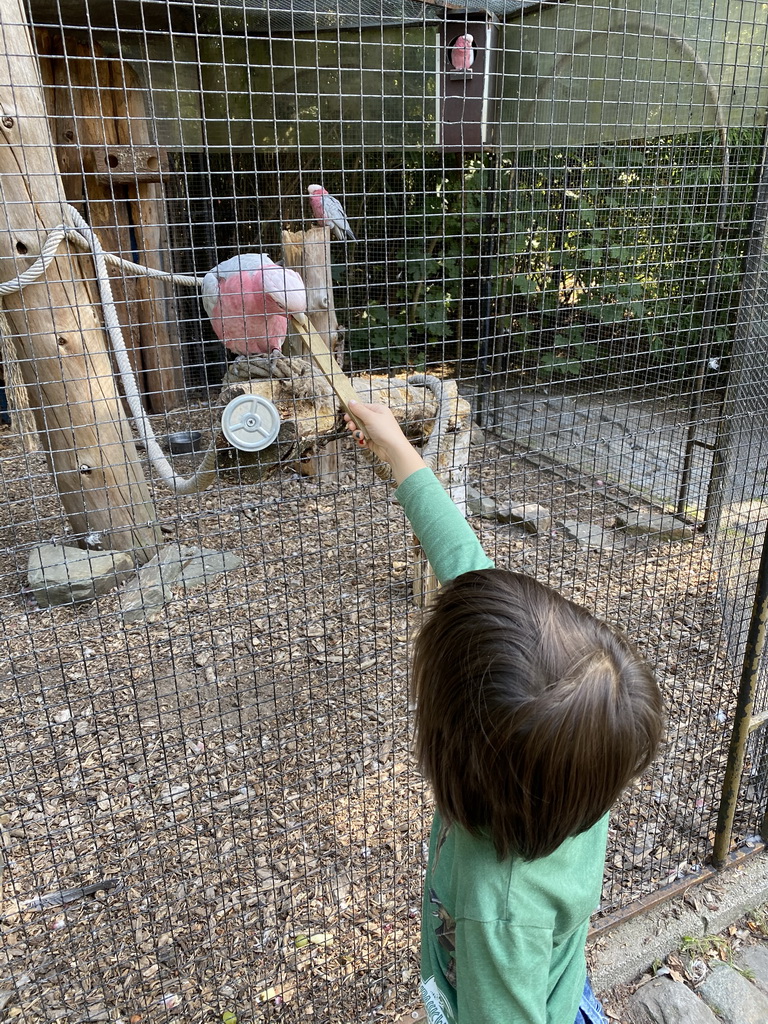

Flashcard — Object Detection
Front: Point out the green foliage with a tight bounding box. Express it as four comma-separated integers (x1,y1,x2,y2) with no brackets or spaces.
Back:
346,129,762,383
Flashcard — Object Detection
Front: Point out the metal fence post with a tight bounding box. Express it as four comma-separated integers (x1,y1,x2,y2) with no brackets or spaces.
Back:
713,517,768,866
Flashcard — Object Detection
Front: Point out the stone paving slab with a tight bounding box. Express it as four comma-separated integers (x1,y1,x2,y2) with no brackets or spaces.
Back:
486,387,719,512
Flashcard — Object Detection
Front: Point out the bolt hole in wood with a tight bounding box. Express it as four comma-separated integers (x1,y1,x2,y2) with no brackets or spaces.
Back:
16,240,27,254
2,115,14,128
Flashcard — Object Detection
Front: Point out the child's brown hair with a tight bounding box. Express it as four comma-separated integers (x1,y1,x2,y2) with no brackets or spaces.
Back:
412,569,664,860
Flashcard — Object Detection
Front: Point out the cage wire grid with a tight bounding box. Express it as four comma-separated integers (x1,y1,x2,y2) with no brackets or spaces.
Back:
1,0,768,1019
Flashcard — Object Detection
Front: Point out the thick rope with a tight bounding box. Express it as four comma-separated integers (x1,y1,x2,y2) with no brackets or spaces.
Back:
407,373,454,470
1,205,216,494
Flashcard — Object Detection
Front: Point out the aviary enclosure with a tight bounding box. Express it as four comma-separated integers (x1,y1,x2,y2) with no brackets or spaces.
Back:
2,0,768,1019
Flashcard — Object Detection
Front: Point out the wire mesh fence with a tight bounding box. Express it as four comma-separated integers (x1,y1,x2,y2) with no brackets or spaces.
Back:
1,0,768,1020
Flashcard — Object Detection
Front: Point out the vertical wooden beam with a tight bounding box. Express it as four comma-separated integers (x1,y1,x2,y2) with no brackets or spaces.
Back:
36,29,186,414
282,225,341,362
0,1,162,560
282,225,343,477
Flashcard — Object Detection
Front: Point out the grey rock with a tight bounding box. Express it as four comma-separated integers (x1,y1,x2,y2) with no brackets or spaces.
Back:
27,544,135,606
615,512,695,541
628,976,719,1024
737,945,768,995
698,963,768,1024
560,520,617,549
500,502,553,534
628,977,719,1024
466,487,552,533
120,543,242,622
177,548,242,588
466,485,501,520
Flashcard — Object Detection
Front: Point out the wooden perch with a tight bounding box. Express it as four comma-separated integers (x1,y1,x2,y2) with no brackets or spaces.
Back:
0,0,162,560
282,225,342,363
282,225,346,477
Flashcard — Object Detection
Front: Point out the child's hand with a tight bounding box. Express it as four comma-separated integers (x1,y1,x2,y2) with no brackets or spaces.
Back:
344,400,426,485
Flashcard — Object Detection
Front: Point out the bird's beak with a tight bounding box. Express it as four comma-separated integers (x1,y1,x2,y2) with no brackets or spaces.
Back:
291,311,309,328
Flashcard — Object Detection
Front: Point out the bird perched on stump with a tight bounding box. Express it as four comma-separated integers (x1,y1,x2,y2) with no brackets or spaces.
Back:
307,184,356,242
450,34,475,71
202,253,307,357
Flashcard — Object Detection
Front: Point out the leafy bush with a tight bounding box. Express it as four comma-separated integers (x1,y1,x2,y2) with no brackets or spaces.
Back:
346,129,762,385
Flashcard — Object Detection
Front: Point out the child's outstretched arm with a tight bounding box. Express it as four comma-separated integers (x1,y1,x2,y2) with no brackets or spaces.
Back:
345,399,493,583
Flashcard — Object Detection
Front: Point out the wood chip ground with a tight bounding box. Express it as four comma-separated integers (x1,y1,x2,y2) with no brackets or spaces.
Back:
0,412,754,1023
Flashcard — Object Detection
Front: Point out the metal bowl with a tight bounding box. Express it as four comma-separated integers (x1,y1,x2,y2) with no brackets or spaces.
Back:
166,430,203,455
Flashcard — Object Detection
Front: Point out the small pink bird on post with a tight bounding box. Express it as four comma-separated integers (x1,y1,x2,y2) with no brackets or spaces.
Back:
202,253,307,357
450,33,475,71
307,184,356,242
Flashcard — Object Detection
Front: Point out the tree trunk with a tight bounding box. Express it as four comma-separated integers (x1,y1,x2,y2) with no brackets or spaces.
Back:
282,225,343,477
282,225,342,362
0,0,161,560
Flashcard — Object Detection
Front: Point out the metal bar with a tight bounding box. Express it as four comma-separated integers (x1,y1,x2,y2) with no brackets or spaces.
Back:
713,516,768,866
589,842,766,939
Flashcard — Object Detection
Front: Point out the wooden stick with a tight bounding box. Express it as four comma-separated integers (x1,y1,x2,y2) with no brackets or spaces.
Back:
290,314,359,414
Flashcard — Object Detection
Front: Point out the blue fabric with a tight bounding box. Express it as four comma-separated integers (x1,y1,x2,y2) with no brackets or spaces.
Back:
575,978,608,1024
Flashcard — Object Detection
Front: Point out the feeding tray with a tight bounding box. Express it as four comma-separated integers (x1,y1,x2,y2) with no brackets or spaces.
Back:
166,430,203,454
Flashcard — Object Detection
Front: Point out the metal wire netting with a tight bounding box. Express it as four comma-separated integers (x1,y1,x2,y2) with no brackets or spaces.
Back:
1,0,768,1020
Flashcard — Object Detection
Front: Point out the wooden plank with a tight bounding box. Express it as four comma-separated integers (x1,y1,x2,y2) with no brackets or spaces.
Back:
36,29,185,413
122,60,186,411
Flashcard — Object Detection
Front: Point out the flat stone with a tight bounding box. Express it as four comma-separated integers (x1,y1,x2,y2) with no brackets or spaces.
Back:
466,485,501,520
698,963,768,1024
737,945,768,995
628,976,719,1024
466,488,552,533
27,544,135,606
560,520,616,549
615,512,695,541
120,543,242,622
177,548,243,588
500,502,553,534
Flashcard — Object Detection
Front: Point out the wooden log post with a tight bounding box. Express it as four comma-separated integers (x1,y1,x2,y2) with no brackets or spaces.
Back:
282,225,343,477
0,1,162,561
282,225,341,362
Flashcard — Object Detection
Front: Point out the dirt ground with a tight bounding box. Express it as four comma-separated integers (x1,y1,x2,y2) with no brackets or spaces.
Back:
0,407,753,1023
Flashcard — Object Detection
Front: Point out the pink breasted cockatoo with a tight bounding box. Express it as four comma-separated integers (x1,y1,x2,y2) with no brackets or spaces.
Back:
307,184,356,242
202,253,307,356
450,34,475,71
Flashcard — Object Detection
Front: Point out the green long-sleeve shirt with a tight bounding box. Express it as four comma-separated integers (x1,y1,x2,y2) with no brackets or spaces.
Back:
396,467,608,1024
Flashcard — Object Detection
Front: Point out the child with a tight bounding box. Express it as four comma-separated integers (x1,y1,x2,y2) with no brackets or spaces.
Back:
344,400,664,1024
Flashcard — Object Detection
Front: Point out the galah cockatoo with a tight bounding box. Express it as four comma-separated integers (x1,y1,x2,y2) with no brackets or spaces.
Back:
202,253,307,356
307,184,356,242
450,34,475,71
